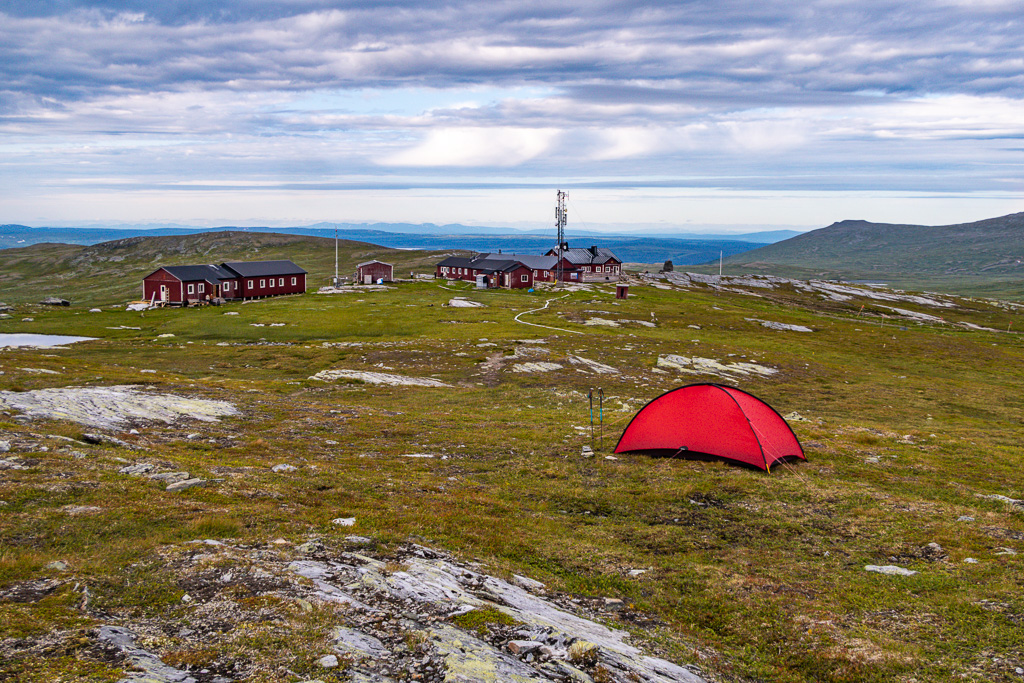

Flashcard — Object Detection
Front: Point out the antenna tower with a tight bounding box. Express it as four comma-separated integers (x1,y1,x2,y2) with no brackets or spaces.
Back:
555,190,568,284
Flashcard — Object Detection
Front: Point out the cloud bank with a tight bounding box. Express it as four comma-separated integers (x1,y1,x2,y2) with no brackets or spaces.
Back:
2,1,1023,226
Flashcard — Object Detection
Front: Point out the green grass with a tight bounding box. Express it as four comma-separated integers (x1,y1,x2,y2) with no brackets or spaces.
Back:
2,276,1024,681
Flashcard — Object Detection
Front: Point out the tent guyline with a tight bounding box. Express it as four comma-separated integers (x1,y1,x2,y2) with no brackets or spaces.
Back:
613,383,805,472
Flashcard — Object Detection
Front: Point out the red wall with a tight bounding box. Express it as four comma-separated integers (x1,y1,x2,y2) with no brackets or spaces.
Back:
357,263,393,283
142,270,183,303
238,273,306,298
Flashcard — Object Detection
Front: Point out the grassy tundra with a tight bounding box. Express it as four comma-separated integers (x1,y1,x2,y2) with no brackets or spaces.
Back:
1,249,1023,682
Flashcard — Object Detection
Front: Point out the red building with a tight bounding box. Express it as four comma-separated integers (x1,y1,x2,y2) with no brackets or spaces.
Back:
356,260,394,283
142,260,306,305
545,245,622,282
435,256,537,288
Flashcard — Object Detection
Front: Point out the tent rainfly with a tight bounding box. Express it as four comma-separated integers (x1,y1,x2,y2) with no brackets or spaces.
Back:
614,383,805,472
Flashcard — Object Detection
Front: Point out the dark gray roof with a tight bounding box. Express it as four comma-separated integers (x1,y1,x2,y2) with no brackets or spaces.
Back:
357,260,393,268
476,253,558,270
161,264,238,283
222,260,307,277
438,256,524,273
550,246,620,265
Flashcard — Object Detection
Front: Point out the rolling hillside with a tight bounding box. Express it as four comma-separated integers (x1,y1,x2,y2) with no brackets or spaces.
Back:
706,212,1024,297
0,231,447,306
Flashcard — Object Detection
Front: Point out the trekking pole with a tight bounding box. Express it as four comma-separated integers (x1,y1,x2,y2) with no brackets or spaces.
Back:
588,389,596,445
599,388,604,451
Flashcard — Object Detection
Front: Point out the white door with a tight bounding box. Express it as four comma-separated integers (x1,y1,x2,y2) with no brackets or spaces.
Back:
160,285,168,301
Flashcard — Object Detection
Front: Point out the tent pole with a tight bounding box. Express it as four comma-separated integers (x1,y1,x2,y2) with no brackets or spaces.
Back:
588,389,594,446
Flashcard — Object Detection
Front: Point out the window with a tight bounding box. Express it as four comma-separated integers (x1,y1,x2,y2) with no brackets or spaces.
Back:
187,284,194,294
291,277,296,285
198,283,204,293
247,280,253,288
571,272,578,279
596,266,603,273
279,278,284,286
521,274,529,282
269,279,275,288
260,279,265,288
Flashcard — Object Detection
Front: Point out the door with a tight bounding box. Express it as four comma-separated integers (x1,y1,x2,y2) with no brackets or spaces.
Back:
160,285,168,302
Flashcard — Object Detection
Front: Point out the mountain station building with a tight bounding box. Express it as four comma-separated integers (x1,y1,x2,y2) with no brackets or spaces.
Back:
142,260,307,305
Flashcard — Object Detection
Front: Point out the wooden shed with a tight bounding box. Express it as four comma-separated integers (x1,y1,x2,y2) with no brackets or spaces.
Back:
356,260,393,284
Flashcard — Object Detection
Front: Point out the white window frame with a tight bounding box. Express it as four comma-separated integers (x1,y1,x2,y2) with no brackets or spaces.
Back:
247,280,253,288
198,283,205,293
187,284,194,294
279,278,284,286
269,278,275,288
291,277,297,285
521,274,529,282
260,279,266,288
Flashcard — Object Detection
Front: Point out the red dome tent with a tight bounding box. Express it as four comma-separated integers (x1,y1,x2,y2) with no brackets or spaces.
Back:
614,384,805,472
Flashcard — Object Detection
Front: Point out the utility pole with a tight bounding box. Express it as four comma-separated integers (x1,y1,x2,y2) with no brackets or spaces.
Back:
334,224,339,286
555,190,567,286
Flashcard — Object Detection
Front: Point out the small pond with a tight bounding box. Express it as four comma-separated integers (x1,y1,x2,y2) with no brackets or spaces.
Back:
0,333,97,348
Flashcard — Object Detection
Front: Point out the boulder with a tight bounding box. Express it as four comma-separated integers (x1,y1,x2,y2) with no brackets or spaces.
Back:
40,297,70,306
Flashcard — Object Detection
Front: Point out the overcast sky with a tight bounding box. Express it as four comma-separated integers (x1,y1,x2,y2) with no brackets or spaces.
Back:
2,1,1023,232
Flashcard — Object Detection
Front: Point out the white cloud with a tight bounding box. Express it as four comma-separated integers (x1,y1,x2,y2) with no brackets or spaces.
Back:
381,127,560,167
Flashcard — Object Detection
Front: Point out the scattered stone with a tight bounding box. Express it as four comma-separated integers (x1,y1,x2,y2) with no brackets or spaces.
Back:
186,432,202,440
512,362,562,373
331,517,356,527
40,297,70,306
98,625,232,683
309,369,451,387
602,597,624,611
627,569,647,577
148,471,190,484
223,311,239,316
318,654,339,668
0,441,9,453
977,493,1024,509
958,515,975,522
345,535,373,545
508,640,543,654
166,478,207,493
604,455,618,461
89,308,102,313
119,462,157,476
657,354,777,379
865,564,918,576
332,626,389,658
448,298,486,308
581,446,594,457
62,505,102,515
784,412,808,422
272,463,297,472
45,560,69,572
746,318,813,332
400,453,435,458
512,574,545,591
567,356,618,374
964,558,979,564
157,333,175,338
85,433,139,449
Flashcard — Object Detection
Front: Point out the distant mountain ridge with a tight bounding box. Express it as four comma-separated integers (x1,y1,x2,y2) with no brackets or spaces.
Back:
713,211,1024,296
0,223,790,265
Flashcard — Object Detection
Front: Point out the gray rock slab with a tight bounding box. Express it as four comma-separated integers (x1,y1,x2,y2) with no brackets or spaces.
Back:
332,626,389,658
166,478,206,493
97,625,232,683
865,564,918,576
0,385,238,429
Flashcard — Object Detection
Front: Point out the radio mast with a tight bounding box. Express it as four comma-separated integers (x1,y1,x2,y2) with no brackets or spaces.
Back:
555,190,568,284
